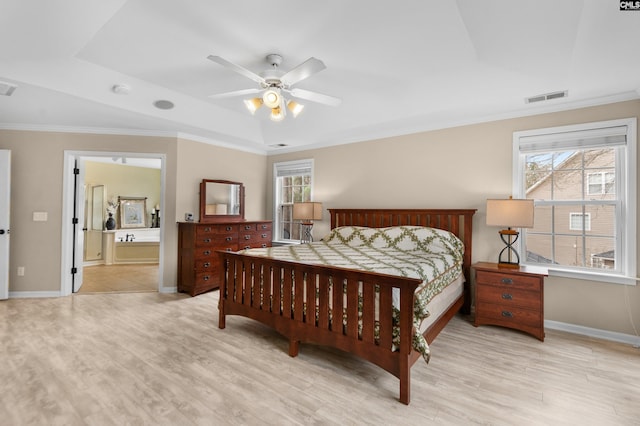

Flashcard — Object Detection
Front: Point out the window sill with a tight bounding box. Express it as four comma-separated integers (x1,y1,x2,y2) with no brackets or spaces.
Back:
545,267,638,286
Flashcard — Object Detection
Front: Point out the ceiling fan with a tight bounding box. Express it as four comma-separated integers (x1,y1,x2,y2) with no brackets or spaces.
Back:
207,54,341,121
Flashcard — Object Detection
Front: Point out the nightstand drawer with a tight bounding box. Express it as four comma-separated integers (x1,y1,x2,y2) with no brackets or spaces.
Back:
476,285,540,310
476,303,541,328
476,270,541,291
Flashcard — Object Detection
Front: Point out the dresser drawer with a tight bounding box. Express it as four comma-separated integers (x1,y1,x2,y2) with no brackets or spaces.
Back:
194,258,215,272
238,231,272,249
196,224,238,236
476,270,541,291
476,285,540,310
476,303,541,329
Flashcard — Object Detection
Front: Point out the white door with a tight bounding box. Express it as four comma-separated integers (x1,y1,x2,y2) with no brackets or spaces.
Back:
0,150,11,300
73,158,86,292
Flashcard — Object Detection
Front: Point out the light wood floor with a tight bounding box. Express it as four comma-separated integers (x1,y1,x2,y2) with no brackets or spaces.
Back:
79,264,158,293
0,291,638,425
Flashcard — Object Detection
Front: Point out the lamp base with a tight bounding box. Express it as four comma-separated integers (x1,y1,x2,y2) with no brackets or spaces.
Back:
497,261,520,269
299,222,314,244
497,228,521,267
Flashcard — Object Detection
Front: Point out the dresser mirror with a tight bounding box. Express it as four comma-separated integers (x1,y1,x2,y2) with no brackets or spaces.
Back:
199,179,245,223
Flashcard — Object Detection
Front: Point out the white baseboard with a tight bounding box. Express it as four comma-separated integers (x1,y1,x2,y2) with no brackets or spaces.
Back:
545,320,640,347
159,286,177,294
9,291,61,298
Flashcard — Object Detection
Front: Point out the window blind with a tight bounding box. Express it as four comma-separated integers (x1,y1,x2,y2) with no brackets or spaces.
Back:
519,125,627,153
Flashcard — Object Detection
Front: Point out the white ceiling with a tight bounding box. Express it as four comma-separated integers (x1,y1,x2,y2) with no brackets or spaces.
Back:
1,0,639,154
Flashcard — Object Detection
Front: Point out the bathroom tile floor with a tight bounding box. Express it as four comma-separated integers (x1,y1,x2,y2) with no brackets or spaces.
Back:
79,264,158,293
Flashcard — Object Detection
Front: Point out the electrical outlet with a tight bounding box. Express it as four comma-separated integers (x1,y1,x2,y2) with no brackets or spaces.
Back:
17,266,25,276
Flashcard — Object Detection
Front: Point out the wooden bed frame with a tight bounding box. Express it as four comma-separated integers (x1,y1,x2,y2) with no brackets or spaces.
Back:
218,208,476,404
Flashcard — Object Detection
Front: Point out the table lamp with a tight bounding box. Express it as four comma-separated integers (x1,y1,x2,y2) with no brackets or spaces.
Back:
486,197,534,268
293,202,322,243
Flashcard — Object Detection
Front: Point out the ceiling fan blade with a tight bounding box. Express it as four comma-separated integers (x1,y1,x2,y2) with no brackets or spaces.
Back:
208,88,261,99
288,88,342,107
280,57,326,87
207,55,265,85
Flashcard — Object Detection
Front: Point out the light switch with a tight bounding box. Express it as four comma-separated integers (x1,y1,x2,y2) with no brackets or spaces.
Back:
33,212,48,222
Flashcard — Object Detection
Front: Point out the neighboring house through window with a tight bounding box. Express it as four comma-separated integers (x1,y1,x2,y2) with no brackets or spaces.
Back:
273,159,314,243
513,118,636,284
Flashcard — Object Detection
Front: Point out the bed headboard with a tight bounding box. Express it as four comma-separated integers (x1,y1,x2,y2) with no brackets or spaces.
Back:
328,208,476,287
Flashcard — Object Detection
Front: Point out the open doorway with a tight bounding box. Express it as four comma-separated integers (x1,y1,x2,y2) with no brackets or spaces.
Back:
61,151,166,296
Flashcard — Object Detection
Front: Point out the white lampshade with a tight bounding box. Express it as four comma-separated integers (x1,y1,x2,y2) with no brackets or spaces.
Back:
287,100,304,117
263,89,281,108
486,198,535,228
243,98,263,114
293,202,323,221
270,106,285,122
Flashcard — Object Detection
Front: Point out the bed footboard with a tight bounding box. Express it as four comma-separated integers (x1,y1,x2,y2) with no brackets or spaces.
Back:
218,251,422,404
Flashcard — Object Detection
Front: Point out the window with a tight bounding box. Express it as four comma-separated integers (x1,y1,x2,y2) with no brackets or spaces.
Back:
273,159,313,242
569,212,591,231
513,118,636,284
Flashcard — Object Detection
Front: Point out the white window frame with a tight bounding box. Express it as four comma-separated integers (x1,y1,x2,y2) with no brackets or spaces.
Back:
513,118,637,285
273,159,314,244
569,212,591,231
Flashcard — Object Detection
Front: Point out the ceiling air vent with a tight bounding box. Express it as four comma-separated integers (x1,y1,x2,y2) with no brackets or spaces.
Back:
268,143,288,148
525,90,568,104
0,81,17,96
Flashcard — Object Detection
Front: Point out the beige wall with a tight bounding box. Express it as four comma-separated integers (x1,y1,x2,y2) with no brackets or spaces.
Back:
85,161,162,228
267,99,640,336
0,131,268,294
175,138,267,222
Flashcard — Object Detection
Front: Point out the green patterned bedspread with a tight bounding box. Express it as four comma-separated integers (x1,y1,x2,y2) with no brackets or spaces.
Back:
240,225,465,362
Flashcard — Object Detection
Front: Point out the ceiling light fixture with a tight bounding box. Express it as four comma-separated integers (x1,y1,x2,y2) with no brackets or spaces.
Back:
270,106,286,122
287,100,304,118
262,88,281,108
243,98,263,114
243,89,304,122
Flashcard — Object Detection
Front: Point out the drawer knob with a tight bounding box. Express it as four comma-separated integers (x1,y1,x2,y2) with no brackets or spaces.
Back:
501,278,513,284
226,236,232,241
501,311,513,318
243,245,251,250
203,276,209,281
501,293,513,300
244,235,251,240
245,225,252,230
203,262,210,268
261,233,267,238
226,248,232,252
226,226,232,231
204,227,211,232
203,238,211,243
203,250,211,255
261,243,267,248
261,225,267,229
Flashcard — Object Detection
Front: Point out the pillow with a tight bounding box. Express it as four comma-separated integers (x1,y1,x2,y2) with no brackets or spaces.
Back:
323,225,464,257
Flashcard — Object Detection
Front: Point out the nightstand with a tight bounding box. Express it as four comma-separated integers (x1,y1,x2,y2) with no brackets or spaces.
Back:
473,262,548,341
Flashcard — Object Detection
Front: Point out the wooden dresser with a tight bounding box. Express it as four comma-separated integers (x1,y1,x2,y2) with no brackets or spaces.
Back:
177,221,272,296
473,262,548,341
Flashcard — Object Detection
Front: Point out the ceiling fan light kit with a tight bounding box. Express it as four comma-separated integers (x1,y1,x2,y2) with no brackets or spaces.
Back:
243,98,263,114
262,89,281,108
207,53,341,122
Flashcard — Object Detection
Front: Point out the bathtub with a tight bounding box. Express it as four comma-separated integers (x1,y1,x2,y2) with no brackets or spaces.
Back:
104,229,160,265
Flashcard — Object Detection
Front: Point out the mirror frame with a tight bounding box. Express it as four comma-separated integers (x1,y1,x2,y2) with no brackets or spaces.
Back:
199,179,245,223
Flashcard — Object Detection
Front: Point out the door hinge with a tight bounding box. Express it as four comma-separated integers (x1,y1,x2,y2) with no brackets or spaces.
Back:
72,218,78,224
73,167,80,175
71,267,77,274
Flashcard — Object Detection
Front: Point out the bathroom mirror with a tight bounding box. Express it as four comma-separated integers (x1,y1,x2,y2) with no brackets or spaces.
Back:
199,179,245,223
